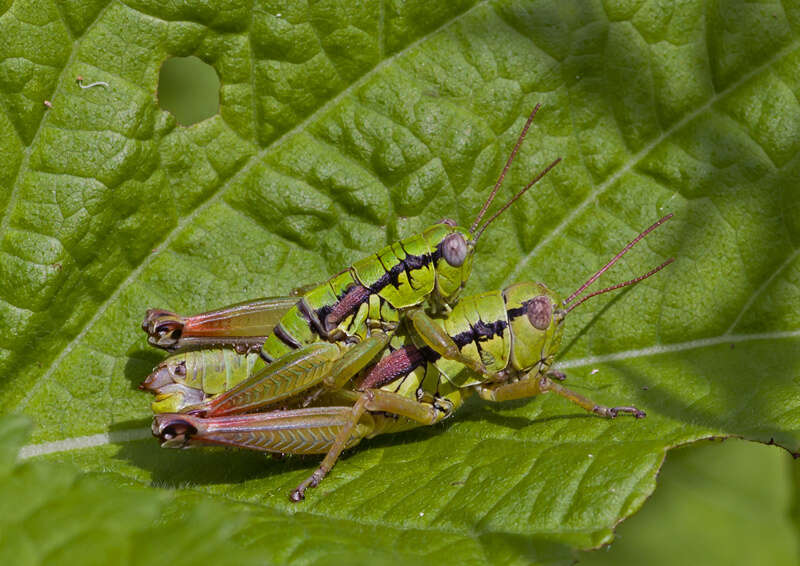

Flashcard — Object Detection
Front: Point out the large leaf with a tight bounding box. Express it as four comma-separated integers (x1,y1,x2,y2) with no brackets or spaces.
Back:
2,0,799,563
579,439,798,565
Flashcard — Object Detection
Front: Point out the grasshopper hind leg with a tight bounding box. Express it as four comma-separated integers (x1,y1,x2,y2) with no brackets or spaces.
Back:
143,309,184,349
155,414,198,448
152,408,374,455
290,389,459,501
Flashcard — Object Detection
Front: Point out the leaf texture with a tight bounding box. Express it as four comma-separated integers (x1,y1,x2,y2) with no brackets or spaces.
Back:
1,1,799,564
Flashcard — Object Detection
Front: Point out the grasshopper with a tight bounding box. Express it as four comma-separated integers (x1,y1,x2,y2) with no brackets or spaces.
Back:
152,215,674,501
141,105,560,411
141,349,264,413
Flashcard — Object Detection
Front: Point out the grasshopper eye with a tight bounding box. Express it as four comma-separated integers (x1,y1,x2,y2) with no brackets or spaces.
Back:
442,233,468,267
527,296,553,330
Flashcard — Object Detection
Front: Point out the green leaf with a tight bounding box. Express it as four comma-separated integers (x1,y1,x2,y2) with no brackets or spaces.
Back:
579,439,798,565
1,0,798,564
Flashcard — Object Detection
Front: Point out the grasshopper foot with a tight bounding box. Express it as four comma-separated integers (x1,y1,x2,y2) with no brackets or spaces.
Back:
290,469,326,502
592,405,646,419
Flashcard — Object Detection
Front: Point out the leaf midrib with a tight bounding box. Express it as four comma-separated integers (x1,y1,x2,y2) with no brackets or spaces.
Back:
503,40,800,285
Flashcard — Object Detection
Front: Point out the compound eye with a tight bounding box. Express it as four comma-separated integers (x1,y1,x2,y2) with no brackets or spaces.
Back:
527,296,553,330
442,233,468,267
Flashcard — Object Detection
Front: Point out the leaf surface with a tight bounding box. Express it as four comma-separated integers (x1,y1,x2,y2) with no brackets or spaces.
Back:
579,439,798,565
1,1,799,564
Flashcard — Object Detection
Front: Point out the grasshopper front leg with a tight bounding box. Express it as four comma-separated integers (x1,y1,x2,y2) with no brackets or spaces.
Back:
476,369,645,418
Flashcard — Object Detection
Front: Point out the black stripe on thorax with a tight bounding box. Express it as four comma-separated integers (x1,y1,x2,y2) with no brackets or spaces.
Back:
507,299,536,320
450,318,508,349
417,317,508,366
368,242,443,294
398,241,423,291
303,240,446,337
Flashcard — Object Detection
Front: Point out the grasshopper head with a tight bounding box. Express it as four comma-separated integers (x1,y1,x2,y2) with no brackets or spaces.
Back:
428,221,476,310
502,215,676,373
502,282,566,372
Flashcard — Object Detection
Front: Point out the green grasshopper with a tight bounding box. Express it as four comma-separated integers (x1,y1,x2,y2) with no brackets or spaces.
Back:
141,105,560,412
141,349,264,413
152,214,674,501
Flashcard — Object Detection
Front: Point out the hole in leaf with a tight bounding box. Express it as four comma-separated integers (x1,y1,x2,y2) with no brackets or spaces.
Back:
158,56,220,125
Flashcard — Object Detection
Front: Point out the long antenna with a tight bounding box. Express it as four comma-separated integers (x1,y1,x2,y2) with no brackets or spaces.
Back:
563,213,673,306
564,258,674,314
470,104,542,234
473,157,562,242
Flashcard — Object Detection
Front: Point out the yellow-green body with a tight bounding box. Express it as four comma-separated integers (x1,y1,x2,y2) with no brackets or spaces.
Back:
145,350,266,414
259,223,472,361
143,222,475,412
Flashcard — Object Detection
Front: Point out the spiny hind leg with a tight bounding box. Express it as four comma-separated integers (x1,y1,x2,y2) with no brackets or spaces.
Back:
153,406,374,455
476,371,645,419
291,389,454,502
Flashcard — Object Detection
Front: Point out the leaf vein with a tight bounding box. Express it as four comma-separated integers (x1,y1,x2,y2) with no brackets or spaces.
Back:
504,39,800,285
0,1,116,240
13,1,497,414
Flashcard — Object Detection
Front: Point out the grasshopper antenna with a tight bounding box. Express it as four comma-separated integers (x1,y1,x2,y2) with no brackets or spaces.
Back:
564,257,674,314
470,104,540,234
472,156,561,242
563,213,673,306
471,104,561,240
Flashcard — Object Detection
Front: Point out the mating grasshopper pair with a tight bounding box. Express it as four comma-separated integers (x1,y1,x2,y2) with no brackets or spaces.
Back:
140,106,674,501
